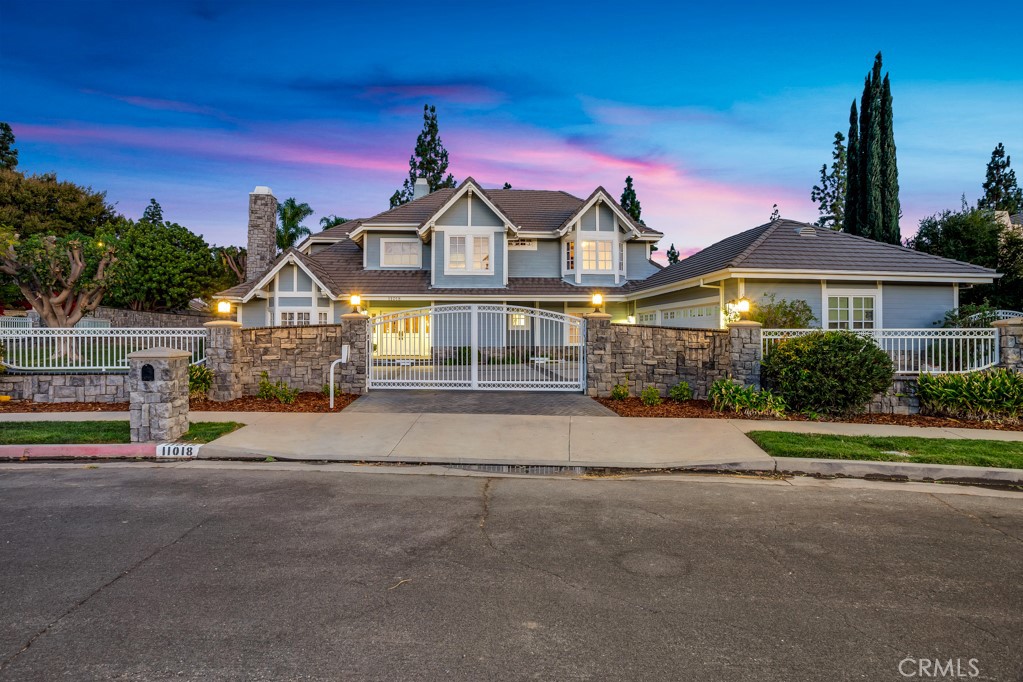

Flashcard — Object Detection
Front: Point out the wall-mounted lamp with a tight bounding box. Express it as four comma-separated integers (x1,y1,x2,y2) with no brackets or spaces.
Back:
216,300,231,315
627,315,636,325
349,294,362,313
591,293,604,313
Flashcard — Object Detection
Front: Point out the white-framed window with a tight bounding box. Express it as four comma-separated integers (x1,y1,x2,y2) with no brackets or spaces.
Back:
380,238,420,268
445,232,493,274
279,311,311,327
637,311,657,324
318,311,328,325
508,239,537,250
828,295,875,330
564,241,575,270
619,243,626,272
508,312,529,329
581,240,613,271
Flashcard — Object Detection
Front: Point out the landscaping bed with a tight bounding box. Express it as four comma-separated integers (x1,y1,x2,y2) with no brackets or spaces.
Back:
596,397,1023,432
0,392,361,414
0,421,243,445
747,431,1023,470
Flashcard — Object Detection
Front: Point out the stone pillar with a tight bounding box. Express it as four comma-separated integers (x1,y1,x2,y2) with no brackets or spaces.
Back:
339,312,369,395
726,320,762,388
127,348,191,443
204,320,243,401
246,186,278,281
993,317,1023,372
583,313,612,397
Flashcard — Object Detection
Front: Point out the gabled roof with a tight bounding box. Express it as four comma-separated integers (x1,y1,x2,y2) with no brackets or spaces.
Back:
555,186,655,237
233,248,341,303
627,219,998,293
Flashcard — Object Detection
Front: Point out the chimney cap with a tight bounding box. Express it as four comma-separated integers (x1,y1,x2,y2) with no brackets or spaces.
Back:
251,186,274,195
414,178,429,187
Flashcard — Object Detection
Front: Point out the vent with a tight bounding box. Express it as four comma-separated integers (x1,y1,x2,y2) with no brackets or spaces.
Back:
796,225,817,237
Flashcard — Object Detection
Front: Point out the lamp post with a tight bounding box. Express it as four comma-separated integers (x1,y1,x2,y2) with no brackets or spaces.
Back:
591,292,604,313
216,300,231,315
349,294,362,314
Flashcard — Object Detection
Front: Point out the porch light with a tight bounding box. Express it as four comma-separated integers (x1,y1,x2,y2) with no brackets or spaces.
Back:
736,298,751,313
216,300,231,314
349,294,362,313
591,293,604,312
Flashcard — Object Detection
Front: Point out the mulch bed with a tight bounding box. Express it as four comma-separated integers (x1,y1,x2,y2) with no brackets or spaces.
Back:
596,397,1023,432
0,392,361,414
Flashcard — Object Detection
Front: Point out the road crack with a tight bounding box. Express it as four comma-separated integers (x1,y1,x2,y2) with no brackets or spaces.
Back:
928,493,1022,544
0,516,210,672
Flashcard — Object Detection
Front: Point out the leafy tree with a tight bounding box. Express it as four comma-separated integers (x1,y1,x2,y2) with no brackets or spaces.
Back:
749,294,817,328
770,204,780,221
390,104,457,207
665,243,680,265
811,132,847,229
0,169,117,238
908,198,1020,307
276,197,314,250
141,198,163,223
319,214,349,230
844,101,861,236
105,218,219,311
502,182,512,189
211,245,247,290
978,143,1022,214
0,227,119,327
0,123,17,171
619,176,644,224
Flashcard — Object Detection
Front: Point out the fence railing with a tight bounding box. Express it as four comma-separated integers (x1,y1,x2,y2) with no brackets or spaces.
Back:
0,328,207,372
963,310,1023,325
0,316,112,329
762,328,1000,374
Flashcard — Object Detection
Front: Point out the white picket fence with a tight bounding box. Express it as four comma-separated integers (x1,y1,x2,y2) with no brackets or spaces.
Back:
762,328,1000,374
0,328,207,372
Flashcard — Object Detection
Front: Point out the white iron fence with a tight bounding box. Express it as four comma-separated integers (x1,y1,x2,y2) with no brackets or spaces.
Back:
963,310,1023,325
0,328,207,372
0,316,112,329
762,328,1000,374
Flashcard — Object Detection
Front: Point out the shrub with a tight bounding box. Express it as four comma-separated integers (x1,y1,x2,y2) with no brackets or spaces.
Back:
917,369,1023,422
748,294,817,329
938,302,999,328
709,378,787,417
257,371,299,404
321,382,340,397
188,364,213,399
610,383,629,400
762,330,893,415
640,386,662,406
667,381,692,402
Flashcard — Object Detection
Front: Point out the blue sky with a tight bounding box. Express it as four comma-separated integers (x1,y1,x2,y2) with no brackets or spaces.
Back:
3,0,1021,257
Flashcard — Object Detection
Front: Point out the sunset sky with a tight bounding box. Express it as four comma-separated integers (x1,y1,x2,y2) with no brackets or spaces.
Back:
3,0,1021,259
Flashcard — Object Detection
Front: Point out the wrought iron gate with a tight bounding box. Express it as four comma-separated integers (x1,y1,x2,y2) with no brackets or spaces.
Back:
367,304,585,391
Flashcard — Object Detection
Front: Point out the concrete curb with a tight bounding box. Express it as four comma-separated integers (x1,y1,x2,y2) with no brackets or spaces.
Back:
0,443,199,461
772,457,1023,485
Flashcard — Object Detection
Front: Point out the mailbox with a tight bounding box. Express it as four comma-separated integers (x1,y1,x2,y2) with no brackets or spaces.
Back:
141,364,155,382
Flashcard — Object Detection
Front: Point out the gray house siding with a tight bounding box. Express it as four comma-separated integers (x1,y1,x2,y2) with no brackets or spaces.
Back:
882,284,954,328
364,231,429,270
742,280,824,327
508,239,560,277
241,300,267,327
626,242,660,280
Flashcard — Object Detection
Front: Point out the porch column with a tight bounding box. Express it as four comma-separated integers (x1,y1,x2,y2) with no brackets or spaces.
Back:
340,312,369,395
204,320,243,402
993,317,1023,372
583,312,612,397
726,320,762,389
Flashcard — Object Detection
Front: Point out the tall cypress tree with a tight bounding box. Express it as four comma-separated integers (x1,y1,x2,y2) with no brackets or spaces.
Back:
864,75,883,238
856,74,873,233
390,104,457,207
879,74,902,244
844,102,861,236
978,143,1023,214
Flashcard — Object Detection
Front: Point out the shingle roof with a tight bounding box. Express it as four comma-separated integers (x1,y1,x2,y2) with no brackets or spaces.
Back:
627,219,997,293
315,218,363,240
1011,213,1023,226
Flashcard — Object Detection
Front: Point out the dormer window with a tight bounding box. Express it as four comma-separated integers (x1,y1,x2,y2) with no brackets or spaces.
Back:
380,238,421,268
581,240,613,271
445,232,492,274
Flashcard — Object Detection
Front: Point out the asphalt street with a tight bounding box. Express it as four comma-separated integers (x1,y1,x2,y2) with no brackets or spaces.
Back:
0,464,1020,681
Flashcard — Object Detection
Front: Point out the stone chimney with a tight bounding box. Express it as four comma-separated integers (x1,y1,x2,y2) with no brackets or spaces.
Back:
246,186,277,282
413,177,430,201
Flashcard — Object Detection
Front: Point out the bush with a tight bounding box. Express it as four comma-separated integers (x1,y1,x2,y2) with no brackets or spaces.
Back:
762,330,893,415
709,378,787,417
748,294,817,329
187,364,214,399
257,371,299,404
667,381,692,402
640,386,662,406
917,369,1023,422
610,383,629,400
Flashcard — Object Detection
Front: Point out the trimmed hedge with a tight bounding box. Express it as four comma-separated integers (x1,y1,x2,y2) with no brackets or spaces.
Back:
762,330,893,415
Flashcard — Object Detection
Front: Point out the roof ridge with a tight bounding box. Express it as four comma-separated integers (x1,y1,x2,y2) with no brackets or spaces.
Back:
826,226,998,273
730,220,783,267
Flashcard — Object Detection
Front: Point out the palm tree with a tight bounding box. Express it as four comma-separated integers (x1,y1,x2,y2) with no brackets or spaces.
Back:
276,198,314,250
319,215,349,230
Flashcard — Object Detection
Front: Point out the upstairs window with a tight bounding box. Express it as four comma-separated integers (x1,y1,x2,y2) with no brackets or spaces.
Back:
380,239,420,267
446,234,491,274
565,241,575,270
472,236,490,271
582,240,613,271
448,236,466,269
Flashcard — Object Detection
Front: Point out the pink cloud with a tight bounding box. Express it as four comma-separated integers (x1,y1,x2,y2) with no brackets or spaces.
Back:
83,90,226,118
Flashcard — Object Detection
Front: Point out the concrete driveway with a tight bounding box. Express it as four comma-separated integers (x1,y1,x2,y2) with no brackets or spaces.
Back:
0,464,1020,681
344,389,617,416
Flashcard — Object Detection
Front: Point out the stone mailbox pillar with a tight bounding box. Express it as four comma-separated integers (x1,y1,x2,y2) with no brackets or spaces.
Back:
127,348,191,443
339,312,369,395
726,320,763,388
204,320,243,401
993,317,1023,372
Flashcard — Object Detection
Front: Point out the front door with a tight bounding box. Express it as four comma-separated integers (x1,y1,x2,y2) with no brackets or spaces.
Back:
375,312,431,357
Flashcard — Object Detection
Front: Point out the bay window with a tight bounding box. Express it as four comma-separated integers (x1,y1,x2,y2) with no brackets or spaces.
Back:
582,240,613,271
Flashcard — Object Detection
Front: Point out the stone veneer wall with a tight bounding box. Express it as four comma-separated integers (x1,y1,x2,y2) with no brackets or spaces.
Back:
92,306,214,328
0,373,128,403
584,316,762,399
864,376,920,415
246,188,278,282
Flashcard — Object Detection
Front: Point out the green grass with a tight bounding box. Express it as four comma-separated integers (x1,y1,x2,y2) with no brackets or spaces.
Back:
0,421,243,445
747,431,1023,470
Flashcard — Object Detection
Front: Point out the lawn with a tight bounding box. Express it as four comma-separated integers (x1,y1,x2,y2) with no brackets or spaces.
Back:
746,431,1023,470
0,421,243,445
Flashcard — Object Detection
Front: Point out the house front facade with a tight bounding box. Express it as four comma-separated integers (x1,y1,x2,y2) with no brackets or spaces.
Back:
217,180,999,345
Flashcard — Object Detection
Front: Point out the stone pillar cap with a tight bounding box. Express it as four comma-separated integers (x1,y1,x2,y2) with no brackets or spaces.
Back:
727,320,763,327
991,317,1023,327
583,312,612,320
127,347,193,360
204,320,243,328
340,312,370,319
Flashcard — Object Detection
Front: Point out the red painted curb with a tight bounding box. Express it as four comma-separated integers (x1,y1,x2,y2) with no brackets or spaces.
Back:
0,444,158,460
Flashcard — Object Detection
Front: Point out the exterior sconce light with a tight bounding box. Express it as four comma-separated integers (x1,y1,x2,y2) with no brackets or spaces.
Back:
736,298,751,314
216,300,231,315
591,292,604,312
349,294,362,313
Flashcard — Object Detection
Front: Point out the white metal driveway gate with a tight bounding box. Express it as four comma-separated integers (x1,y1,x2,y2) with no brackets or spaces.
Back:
367,304,585,391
